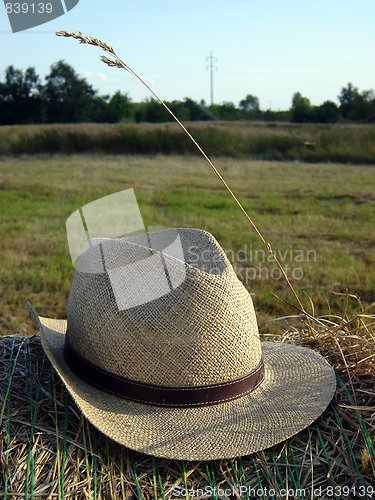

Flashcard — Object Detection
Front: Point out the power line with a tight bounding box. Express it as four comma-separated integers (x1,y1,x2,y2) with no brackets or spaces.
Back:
219,70,374,76
206,51,217,105
220,59,375,67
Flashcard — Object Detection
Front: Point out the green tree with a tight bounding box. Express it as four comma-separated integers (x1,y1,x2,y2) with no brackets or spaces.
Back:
291,92,312,122
142,98,170,122
136,97,212,123
351,89,375,121
338,83,359,119
0,65,42,124
92,91,133,122
313,100,342,123
181,98,212,121
42,60,96,122
210,102,240,120
108,91,133,122
239,94,260,118
168,100,191,121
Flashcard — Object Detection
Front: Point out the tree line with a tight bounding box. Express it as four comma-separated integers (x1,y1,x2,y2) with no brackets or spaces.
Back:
1,60,374,125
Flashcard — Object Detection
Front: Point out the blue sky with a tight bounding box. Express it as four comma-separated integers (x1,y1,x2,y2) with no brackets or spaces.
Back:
0,0,374,109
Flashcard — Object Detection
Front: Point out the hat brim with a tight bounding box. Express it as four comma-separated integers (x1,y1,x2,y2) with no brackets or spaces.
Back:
28,304,336,461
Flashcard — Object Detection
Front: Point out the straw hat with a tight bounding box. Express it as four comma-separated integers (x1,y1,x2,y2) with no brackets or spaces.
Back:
28,227,335,461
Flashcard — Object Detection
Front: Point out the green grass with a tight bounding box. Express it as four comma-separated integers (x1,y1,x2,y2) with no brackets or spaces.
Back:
1,153,374,336
0,121,375,163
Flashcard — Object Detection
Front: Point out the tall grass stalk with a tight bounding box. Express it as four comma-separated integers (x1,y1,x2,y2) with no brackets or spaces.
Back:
152,459,158,500
131,453,142,499
3,339,16,500
267,450,285,492
25,343,45,500
0,338,26,428
287,443,303,493
120,449,126,499
280,449,300,495
259,450,278,494
205,462,218,500
81,415,93,499
229,459,242,497
56,30,306,315
154,459,166,500
330,403,369,499
251,456,268,500
237,457,250,500
181,462,190,500
61,397,68,498
53,381,63,500
337,375,375,464
315,424,340,500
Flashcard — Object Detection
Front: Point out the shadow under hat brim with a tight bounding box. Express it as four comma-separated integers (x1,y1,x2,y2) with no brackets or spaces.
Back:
28,304,336,461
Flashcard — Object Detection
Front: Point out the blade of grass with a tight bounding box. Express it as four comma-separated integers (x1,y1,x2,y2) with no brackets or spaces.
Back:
251,456,267,500
259,451,277,498
229,459,243,498
56,29,308,318
237,457,250,500
132,453,142,500
280,448,300,495
205,462,218,500
315,424,340,500
92,428,98,500
268,450,285,491
81,416,93,499
152,458,158,500
155,460,165,500
105,440,114,499
181,462,190,500
0,337,27,428
287,443,303,494
120,449,126,500
3,338,16,500
337,375,375,463
52,382,62,500
331,403,369,499
61,394,68,499
25,342,45,500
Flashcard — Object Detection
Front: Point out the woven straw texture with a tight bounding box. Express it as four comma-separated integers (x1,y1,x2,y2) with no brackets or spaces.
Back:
27,227,336,460
67,228,261,385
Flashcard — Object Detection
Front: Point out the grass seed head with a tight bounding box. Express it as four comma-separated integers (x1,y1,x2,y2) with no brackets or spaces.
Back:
100,55,123,69
56,30,116,55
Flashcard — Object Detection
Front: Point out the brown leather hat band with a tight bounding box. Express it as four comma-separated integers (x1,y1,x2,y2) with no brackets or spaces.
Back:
63,337,265,407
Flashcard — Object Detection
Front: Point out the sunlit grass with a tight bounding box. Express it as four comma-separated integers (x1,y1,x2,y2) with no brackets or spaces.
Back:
1,153,374,335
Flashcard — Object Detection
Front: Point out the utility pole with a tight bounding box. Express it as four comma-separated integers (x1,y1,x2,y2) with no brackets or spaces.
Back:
206,51,217,106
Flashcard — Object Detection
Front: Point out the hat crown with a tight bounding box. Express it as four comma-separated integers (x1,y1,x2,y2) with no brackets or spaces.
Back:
66,228,261,386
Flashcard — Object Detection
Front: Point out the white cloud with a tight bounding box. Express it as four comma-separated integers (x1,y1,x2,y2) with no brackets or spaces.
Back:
97,72,108,82
83,70,108,81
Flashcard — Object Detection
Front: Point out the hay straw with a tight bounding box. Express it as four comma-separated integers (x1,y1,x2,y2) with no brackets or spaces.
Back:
1,296,374,497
